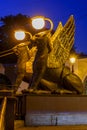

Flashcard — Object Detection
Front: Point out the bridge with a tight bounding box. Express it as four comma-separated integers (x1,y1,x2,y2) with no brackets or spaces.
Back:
1,90,87,130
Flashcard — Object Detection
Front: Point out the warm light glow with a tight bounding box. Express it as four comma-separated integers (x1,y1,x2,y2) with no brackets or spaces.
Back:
32,17,45,29
31,16,54,31
15,31,25,40
70,57,76,64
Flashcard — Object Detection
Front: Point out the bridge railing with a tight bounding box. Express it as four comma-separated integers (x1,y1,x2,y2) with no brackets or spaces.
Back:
0,90,16,130
0,97,7,130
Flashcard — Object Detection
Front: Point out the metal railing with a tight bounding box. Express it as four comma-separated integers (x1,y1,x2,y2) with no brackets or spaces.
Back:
0,97,7,130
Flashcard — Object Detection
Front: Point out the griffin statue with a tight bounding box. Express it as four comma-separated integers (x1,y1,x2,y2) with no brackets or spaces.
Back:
0,15,83,94
22,15,83,94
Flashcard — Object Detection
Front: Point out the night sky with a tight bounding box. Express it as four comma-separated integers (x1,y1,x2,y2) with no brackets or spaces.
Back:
0,0,87,53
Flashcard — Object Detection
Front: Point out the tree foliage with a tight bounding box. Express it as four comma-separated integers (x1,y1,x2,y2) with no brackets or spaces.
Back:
0,14,31,50
0,14,32,63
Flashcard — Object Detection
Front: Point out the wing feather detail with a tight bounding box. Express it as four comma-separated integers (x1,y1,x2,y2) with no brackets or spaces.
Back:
47,15,75,68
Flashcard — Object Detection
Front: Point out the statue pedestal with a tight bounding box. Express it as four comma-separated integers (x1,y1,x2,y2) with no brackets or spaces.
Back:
25,94,87,126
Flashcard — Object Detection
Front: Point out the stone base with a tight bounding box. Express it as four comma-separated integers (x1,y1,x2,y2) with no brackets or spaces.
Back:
25,94,87,126
25,112,87,126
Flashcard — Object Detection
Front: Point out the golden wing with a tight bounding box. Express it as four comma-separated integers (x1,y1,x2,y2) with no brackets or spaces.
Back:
47,15,75,68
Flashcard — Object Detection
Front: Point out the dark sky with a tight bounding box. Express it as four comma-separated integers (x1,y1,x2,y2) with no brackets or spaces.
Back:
0,0,87,53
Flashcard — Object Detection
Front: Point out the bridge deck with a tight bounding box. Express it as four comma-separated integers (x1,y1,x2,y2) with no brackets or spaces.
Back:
15,125,87,130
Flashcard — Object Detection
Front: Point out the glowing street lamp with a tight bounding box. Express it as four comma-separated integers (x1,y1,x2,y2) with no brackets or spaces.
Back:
32,17,45,30
69,57,76,73
70,57,76,64
15,31,25,40
14,30,32,40
31,16,54,31
14,16,53,41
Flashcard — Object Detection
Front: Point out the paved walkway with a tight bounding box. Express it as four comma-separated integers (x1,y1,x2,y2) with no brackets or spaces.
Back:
15,125,87,130
14,120,87,130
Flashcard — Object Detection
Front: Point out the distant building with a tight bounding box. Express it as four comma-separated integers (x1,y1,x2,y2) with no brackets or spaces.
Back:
66,57,87,94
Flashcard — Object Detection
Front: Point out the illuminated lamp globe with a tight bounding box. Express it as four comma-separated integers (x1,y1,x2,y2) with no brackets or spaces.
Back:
70,57,76,64
15,31,25,40
32,18,45,29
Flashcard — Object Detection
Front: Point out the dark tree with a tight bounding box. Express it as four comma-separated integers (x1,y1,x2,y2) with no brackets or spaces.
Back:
0,14,31,63
0,14,31,49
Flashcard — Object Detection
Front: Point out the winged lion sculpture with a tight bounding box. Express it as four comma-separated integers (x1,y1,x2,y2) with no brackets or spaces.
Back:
4,15,82,94
21,15,83,94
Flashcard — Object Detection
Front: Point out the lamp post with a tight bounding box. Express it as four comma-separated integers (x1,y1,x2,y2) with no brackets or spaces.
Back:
14,16,53,41
69,57,76,73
